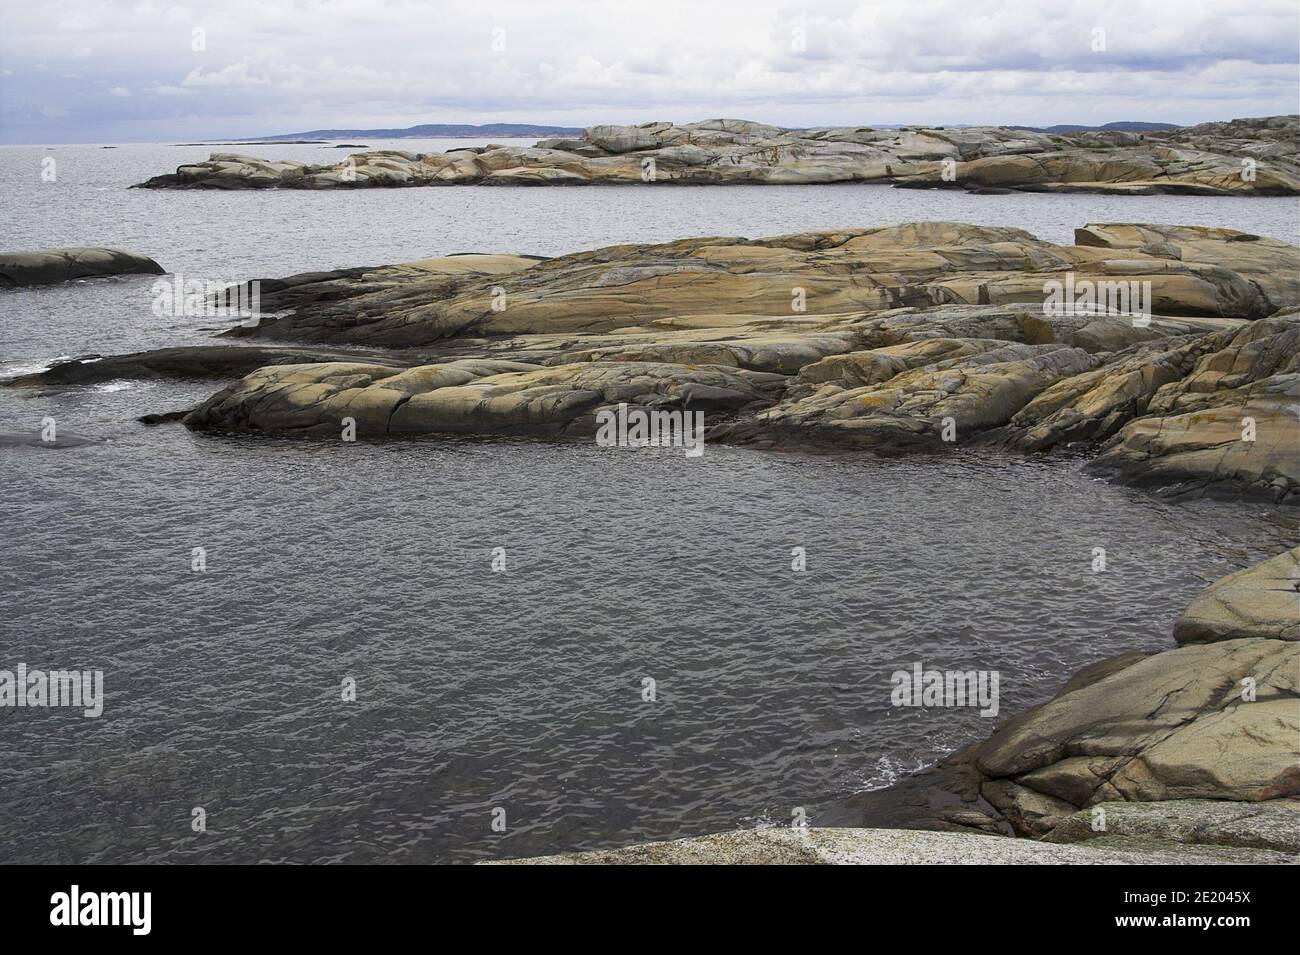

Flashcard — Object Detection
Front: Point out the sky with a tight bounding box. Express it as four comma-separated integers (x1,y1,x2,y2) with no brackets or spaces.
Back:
1,0,1297,144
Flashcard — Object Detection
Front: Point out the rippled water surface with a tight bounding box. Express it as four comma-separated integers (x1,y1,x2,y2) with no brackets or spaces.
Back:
1,142,1297,863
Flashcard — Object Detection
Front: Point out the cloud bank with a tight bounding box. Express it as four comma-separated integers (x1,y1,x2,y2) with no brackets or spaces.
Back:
1,0,1297,143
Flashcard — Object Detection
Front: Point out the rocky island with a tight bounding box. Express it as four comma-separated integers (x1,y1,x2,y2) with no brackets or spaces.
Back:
117,222,1294,504
14,222,1298,500
133,115,1300,194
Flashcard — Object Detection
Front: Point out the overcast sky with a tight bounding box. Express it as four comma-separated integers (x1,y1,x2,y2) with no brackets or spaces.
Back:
1,0,1297,143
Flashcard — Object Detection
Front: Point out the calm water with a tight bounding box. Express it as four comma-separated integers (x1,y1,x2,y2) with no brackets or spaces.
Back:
1,142,1297,863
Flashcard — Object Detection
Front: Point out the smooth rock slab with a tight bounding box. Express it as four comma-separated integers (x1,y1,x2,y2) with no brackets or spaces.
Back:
156,222,1297,499
230,222,1299,348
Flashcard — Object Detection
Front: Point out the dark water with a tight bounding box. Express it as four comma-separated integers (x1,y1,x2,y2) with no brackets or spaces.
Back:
1,142,1297,863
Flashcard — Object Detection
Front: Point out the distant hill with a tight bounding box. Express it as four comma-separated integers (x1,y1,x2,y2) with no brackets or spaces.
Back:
1012,121,1181,134
243,122,582,141
233,119,1185,143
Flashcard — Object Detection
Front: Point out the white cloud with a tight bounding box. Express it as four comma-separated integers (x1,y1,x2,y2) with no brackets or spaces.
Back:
182,60,273,88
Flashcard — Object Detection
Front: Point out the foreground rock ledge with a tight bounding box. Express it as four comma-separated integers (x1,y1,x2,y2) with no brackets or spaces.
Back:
134,115,1299,194
168,222,1300,501
0,247,165,287
484,825,1295,865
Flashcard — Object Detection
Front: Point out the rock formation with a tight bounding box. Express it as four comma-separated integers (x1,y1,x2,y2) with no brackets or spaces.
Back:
0,247,165,287
134,115,1300,194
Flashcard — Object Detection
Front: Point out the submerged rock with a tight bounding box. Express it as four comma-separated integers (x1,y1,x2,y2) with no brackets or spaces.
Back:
135,116,1300,194
0,247,164,287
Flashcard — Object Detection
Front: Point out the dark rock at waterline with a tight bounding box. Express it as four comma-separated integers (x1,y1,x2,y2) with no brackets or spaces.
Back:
0,248,165,288
138,410,194,425
3,345,421,387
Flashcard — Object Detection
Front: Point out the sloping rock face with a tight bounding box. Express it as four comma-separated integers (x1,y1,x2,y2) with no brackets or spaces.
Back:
970,638,1299,809
1085,319,1300,499
166,222,1300,499
1174,547,1300,645
134,116,1300,194
730,342,1105,449
0,247,165,287
232,221,1298,347
958,633,1300,845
